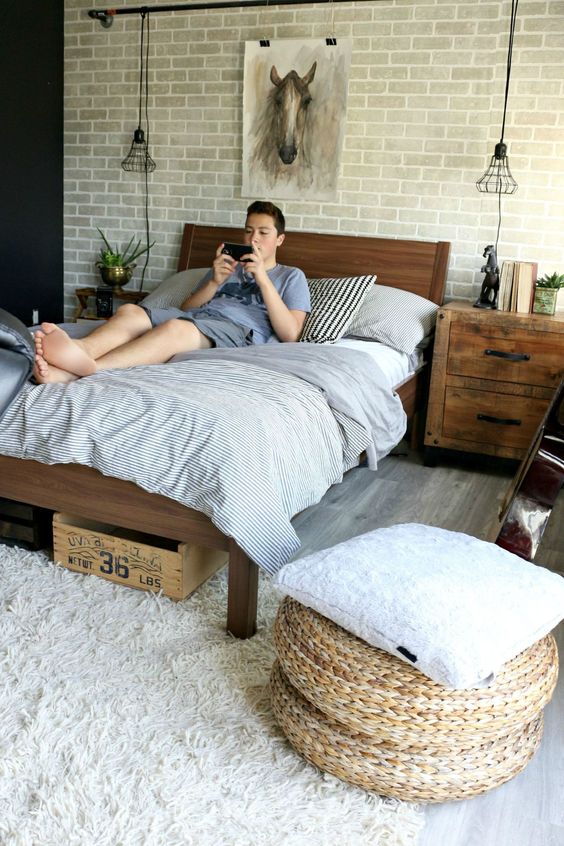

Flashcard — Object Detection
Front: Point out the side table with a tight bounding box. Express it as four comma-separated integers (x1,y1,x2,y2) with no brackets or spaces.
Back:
424,301,564,465
74,287,147,320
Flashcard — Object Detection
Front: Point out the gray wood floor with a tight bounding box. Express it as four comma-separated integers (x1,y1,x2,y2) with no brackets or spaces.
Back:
292,442,564,846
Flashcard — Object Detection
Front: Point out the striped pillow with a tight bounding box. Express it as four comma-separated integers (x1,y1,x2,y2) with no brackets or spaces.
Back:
299,275,376,345
346,285,439,353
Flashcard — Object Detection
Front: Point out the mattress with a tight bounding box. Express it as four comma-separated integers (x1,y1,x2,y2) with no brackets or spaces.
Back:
334,338,423,389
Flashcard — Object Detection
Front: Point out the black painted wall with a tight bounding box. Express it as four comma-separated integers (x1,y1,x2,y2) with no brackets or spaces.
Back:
0,0,63,325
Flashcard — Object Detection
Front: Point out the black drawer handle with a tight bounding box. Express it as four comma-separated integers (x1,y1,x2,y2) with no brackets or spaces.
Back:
477,413,522,426
484,349,530,362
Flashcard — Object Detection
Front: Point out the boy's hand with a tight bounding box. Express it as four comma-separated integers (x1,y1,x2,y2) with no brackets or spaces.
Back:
212,244,237,285
241,242,267,283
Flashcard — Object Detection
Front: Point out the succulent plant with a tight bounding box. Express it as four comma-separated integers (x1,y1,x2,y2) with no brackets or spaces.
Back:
96,228,155,268
536,272,564,289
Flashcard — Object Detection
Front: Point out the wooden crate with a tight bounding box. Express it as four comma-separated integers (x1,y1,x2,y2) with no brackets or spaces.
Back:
53,512,227,600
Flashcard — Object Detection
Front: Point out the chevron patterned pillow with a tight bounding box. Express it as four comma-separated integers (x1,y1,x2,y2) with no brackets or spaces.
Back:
299,275,376,344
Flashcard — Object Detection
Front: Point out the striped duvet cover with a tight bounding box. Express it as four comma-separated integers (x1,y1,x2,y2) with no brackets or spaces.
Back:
0,344,406,574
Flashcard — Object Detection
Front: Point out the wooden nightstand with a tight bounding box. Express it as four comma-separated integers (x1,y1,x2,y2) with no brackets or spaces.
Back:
74,287,147,320
424,301,564,464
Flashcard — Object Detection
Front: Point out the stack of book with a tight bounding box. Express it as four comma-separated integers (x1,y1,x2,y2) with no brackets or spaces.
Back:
497,260,538,313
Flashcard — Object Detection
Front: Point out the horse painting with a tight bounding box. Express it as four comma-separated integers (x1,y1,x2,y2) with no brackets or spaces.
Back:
242,40,352,201
248,61,317,183
269,62,316,165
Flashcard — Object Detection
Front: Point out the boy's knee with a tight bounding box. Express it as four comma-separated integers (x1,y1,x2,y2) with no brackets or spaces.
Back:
162,318,195,339
116,303,146,319
161,319,209,349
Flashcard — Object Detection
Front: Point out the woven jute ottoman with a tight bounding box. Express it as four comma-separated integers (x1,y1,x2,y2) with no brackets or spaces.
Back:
270,596,559,803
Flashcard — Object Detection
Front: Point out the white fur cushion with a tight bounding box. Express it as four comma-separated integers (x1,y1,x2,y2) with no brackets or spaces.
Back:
275,523,564,689
140,267,209,309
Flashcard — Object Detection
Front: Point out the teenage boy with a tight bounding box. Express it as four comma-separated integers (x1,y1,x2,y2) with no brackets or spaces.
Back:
33,201,311,384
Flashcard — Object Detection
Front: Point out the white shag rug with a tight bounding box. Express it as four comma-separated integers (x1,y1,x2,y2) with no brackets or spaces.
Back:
0,546,424,846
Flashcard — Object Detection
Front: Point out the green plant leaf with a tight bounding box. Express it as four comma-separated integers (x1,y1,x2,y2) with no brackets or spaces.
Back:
95,228,156,268
537,271,564,288
120,235,136,264
125,240,156,265
97,228,114,254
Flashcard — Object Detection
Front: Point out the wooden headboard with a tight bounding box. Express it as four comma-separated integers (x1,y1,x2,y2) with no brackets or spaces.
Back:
177,223,450,304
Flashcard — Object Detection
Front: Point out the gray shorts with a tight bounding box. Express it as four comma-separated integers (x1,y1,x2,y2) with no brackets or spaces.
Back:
140,306,252,348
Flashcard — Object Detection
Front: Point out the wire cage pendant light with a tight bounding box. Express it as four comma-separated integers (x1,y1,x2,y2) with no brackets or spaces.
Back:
476,0,519,195
122,127,156,172
476,141,517,195
122,11,156,173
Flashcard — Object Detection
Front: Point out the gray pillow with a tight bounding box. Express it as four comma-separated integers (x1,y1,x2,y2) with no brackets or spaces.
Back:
0,308,35,422
346,285,439,353
140,268,209,310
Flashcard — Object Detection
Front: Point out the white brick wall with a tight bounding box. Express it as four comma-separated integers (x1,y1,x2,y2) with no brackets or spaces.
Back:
64,0,564,317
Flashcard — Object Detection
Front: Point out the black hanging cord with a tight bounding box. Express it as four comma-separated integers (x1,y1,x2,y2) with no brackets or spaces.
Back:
326,0,336,45
121,10,154,289
499,0,518,145
137,11,146,132
141,11,152,290
495,189,502,254
494,0,518,245
260,0,270,44
495,0,518,242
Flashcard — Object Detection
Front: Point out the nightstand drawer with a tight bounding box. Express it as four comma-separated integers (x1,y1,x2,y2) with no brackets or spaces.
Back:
442,387,550,450
448,325,563,388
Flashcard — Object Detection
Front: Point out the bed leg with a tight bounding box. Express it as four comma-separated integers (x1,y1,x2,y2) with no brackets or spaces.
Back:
409,411,420,450
227,541,258,639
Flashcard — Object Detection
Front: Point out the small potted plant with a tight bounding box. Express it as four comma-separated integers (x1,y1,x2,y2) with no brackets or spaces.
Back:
96,228,155,289
533,272,564,316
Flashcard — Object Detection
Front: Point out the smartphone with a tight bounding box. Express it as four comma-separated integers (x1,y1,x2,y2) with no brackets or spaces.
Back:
221,242,252,263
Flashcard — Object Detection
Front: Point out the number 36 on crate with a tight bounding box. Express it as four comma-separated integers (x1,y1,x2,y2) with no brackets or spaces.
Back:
52,513,227,600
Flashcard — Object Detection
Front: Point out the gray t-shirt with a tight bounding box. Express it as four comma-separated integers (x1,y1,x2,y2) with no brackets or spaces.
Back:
187,263,311,344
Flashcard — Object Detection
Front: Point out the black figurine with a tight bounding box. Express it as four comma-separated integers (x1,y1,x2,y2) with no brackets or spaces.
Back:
474,244,500,309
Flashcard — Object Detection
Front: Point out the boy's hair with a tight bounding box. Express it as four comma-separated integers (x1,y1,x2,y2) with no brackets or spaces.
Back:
246,201,285,235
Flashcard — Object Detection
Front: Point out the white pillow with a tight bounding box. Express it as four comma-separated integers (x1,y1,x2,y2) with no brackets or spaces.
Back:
299,275,376,345
346,285,439,353
140,267,209,309
275,523,564,689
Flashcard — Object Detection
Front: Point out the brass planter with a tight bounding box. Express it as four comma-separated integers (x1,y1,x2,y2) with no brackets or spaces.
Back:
97,264,135,289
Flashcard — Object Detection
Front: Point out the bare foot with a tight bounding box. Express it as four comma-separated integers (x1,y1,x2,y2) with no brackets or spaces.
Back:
35,323,97,377
33,353,79,385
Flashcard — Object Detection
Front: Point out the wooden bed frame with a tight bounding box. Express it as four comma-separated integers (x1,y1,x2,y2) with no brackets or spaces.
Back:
0,225,449,639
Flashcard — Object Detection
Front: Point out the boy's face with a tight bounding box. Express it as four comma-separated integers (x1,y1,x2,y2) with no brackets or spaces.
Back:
244,213,285,265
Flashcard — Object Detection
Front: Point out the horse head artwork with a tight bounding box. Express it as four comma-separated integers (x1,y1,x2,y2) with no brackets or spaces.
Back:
244,44,351,199
250,61,317,181
269,62,317,165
